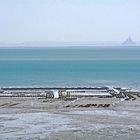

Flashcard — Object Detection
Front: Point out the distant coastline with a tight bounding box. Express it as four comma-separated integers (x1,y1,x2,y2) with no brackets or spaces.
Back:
0,39,140,48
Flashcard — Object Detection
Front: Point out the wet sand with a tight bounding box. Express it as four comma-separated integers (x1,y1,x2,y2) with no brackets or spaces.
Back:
0,97,140,140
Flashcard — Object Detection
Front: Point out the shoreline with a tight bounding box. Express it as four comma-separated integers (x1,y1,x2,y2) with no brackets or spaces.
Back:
0,86,140,99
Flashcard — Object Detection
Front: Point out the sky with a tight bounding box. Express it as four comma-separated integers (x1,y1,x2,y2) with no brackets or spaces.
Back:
0,0,140,43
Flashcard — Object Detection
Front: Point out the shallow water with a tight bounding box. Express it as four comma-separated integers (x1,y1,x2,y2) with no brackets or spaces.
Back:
0,47,140,89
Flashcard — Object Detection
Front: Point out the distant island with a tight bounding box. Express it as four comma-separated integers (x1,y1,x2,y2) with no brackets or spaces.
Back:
122,37,136,46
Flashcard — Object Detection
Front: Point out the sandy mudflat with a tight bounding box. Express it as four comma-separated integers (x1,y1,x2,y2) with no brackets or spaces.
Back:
0,97,140,140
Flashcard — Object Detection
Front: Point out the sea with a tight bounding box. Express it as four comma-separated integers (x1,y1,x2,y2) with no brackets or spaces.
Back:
0,47,140,90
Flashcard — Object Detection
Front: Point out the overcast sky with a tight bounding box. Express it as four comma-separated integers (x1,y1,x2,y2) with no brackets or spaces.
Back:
0,0,140,43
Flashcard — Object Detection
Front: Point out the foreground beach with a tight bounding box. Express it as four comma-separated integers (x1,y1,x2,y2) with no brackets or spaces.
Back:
0,96,140,140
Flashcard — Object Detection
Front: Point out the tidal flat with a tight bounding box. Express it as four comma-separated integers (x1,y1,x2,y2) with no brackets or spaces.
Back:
0,97,140,140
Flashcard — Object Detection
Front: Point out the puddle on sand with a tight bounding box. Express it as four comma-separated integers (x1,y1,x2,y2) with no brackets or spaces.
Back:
0,112,72,139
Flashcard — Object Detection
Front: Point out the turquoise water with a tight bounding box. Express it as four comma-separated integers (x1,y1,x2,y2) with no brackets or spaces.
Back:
0,47,140,89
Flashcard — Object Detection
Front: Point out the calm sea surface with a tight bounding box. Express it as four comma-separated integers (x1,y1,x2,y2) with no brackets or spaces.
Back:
0,47,140,89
